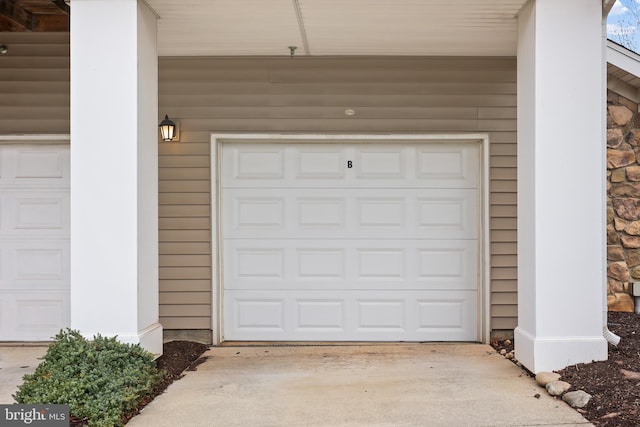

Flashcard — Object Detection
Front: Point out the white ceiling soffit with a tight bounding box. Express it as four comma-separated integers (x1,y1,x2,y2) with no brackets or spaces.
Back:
148,0,528,57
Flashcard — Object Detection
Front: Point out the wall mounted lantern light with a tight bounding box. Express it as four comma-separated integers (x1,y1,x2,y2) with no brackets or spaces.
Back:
159,114,177,142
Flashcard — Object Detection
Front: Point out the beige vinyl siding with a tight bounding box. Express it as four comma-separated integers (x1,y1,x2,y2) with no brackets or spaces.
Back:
159,56,517,336
0,33,70,134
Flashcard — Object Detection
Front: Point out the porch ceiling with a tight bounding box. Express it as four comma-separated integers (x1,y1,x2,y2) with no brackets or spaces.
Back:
147,0,528,57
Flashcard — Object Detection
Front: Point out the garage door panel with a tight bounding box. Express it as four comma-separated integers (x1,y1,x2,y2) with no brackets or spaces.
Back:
224,239,477,291
222,143,478,189
224,290,477,341
0,290,69,341
0,240,70,290
0,145,70,341
0,192,69,234
296,148,346,179
224,188,477,239
0,146,69,187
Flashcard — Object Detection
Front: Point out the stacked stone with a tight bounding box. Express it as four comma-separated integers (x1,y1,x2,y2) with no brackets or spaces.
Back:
607,90,640,312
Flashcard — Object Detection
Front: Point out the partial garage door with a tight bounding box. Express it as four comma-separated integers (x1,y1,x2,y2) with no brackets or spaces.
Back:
222,141,479,341
0,145,70,341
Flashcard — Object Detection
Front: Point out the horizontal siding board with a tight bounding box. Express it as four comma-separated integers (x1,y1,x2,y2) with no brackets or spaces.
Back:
0,106,69,119
491,280,517,292
492,305,518,317
160,243,211,255
491,230,517,242
160,292,211,304
0,69,69,82
488,132,516,143
159,217,211,230
160,230,211,242
268,69,516,84
159,167,210,180
0,81,69,94
159,254,211,267
490,218,517,230
492,318,517,330
491,156,517,168
159,193,210,205
491,267,517,280
0,57,69,69
161,317,211,329
162,94,516,108
159,205,211,217
491,243,517,255
490,143,517,156
160,305,211,317
490,193,516,205
160,267,211,280
490,168,517,180
159,180,211,193
491,292,518,305
178,118,485,132
0,120,70,133
159,155,210,168
176,131,210,143
490,205,517,218
160,279,212,292
478,107,517,119
161,81,516,96
490,180,517,192
159,142,210,155
167,106,481,120
478,120,516,132
491,255,517,267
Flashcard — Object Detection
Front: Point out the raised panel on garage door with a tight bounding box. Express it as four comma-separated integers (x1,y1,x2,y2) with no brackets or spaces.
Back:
223,188,477,240
222,143,478,188
0,145,70,341
221,141,479,342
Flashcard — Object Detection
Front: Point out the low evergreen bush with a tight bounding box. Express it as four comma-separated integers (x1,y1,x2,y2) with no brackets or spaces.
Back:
14,329,162,427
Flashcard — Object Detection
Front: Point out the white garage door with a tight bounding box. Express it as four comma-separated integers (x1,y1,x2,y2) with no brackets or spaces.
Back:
0,145,70,341
222,141,479,341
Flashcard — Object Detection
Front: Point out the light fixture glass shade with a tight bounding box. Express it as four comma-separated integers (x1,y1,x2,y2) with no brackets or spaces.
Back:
159,114,176,141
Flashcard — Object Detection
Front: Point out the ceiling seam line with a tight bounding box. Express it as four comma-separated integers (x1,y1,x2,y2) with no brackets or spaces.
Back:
292,0,311,55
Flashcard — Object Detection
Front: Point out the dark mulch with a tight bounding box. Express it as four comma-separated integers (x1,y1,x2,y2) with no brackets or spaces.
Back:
558,312,640,426
70,340,208,426
125,341,209,424
494,312,640,427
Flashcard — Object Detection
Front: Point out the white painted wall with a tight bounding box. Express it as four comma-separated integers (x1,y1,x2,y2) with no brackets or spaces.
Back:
70,0,161,355
515,0,607,372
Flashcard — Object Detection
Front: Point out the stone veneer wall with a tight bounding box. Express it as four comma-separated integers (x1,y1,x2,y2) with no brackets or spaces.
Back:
607,90,640,312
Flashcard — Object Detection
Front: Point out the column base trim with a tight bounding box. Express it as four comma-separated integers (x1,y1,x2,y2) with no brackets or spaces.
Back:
79,322,164,357
514,327,608,373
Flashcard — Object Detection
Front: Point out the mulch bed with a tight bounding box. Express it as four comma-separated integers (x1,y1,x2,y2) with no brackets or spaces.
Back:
124,341,209,424
558,312,640,426
494,312,640,427
70,340,209,426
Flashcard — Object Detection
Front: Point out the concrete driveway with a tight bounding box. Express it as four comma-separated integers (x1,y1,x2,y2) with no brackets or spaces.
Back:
129,344,592,427
0,345,48,404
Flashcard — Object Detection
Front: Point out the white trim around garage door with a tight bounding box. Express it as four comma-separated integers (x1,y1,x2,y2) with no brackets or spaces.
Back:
0,135,71,145
210,133,491,344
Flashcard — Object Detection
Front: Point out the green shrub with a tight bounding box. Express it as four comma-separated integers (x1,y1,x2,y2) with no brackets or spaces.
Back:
14,329,163,427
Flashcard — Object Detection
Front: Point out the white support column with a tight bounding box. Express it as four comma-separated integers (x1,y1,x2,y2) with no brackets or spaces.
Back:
70,0,162,355
515,0,608,373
